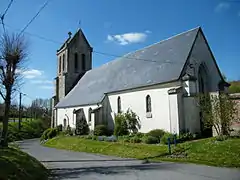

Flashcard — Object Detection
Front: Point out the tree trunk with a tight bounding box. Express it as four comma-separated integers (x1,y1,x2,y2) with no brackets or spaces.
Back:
0,91,11,147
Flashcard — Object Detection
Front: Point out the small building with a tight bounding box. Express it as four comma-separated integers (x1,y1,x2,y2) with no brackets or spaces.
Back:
52,27,229,137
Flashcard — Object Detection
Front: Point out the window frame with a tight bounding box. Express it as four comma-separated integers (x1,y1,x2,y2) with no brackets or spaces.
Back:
146,95,152,113
117,96,121,113
88,108,92,122
59,56,62,73
62,54,65,72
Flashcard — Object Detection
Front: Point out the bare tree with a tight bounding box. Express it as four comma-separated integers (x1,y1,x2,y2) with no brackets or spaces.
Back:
0,33,27,147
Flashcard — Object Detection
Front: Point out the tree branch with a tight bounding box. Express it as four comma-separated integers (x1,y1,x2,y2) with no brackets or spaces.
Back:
0,90,6,101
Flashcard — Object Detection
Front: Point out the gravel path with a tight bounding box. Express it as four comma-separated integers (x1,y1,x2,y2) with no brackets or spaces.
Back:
18,139,240,180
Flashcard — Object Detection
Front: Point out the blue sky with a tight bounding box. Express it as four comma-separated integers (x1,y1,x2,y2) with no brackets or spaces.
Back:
0,0,240,105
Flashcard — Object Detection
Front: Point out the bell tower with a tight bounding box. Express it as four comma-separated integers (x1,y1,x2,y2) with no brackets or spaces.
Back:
54,29,93,104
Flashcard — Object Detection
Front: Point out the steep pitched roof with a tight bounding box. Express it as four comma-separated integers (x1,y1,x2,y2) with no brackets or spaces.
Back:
56,27,200,108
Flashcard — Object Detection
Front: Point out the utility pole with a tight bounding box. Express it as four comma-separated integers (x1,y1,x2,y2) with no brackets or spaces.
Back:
18,92,26,130
18,92,22,130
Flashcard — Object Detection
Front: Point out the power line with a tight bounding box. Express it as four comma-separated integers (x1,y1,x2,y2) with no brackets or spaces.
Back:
3,23,159,63
19,0,51,36
0,0,14,33
5,23,62,44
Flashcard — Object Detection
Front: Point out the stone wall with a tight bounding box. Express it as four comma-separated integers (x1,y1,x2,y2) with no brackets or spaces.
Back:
230,93,240,133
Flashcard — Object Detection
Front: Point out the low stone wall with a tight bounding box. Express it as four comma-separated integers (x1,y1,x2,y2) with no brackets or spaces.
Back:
230,93,240,133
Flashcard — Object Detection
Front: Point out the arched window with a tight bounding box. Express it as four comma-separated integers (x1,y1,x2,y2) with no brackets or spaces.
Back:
63,118,67,128
59,56,62,73
88,108,92,122
82,54,86,71
62,54,65,71
74,53,78,72
146,95,151,112
117,96,121,113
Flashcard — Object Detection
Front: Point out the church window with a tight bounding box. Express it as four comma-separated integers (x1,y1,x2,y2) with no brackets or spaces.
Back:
63,54,65,71
59,56,62,73
63,118,67,128
82,54,86,71
117,96,121,113
74,53,78,72
146,95,152,112
89,108,92,122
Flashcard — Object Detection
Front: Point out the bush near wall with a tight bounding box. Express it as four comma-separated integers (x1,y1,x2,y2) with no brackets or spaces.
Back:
94,125,109,136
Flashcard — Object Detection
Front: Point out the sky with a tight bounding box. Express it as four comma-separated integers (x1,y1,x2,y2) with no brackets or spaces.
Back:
0,0,239,105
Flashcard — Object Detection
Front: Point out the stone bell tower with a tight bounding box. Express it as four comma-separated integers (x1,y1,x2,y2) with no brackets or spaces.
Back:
51,29,93,127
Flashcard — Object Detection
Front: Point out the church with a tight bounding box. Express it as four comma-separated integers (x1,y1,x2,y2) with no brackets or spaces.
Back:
51,27,229,137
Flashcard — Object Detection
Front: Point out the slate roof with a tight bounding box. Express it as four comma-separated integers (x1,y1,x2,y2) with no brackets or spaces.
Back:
56,27,200,108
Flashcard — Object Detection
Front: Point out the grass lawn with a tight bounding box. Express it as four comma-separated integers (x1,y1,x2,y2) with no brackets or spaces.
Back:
0,147,49,180
45,136,240,168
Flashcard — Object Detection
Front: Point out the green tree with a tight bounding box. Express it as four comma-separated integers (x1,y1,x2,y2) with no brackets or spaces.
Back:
114,109,141,136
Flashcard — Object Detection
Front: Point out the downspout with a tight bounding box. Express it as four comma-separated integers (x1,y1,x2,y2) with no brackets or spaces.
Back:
168,95,172,133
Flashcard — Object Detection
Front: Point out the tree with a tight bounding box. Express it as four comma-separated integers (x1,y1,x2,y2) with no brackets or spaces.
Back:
228,80,240,94
199,93,238,136
0,33,27,147
114,108,141,136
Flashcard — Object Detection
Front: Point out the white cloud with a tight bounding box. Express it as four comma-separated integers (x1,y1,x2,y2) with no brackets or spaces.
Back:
107,32,149,45
215,2,230,12
39,85,54,90
31,80,53,84
145,30,152,34
21,69,43,79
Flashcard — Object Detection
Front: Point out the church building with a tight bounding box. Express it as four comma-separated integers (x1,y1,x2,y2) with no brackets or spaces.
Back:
51,27,229,137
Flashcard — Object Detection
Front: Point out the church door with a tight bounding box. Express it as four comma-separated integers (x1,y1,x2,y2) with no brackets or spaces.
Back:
75,109,88,135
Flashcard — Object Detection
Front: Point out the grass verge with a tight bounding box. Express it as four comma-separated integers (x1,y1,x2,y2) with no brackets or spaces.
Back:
45,136,240,168
0,147,49,180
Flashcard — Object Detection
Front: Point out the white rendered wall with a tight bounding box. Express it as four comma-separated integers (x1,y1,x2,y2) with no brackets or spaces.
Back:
56,104,98,131
106,83,180,133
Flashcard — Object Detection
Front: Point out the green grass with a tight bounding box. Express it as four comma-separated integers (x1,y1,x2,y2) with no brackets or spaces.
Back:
45,136,240,167
0,147,49,180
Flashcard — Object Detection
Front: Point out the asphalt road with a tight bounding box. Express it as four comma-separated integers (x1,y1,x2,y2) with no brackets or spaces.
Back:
18,139,240,180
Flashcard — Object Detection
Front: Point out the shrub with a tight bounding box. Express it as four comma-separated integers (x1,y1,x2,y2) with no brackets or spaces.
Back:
114,113,129,136
92,135,97,140
178,131,194,142
147,129,165,143
130,136,142,143
215,135,228,141
94,125,109,136
57,124,63,132
160,132,175,144
135,132,145,138
47,128,58,139
65,125,73,136
41,128,58,141
75,117,89,135
143,136,159,144
125,109,141,134
114,109,141,136
40,128,52,141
